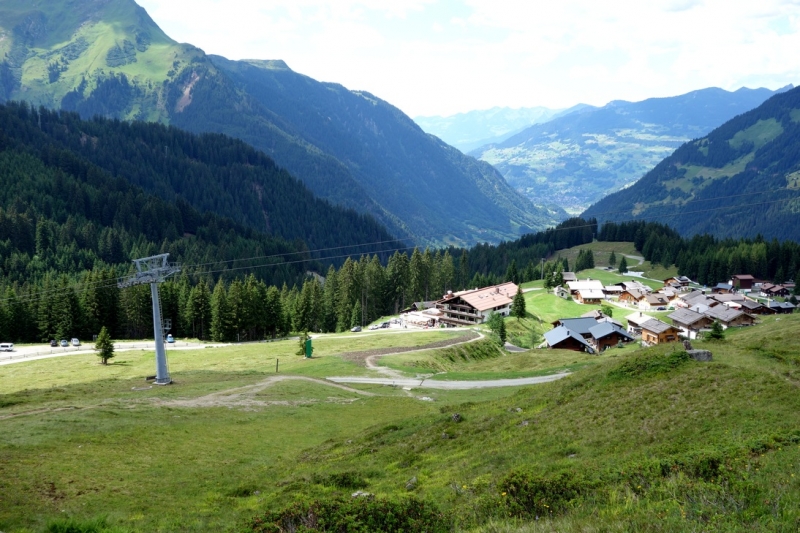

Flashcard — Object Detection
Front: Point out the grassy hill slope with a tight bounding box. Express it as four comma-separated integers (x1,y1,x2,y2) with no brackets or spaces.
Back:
2,313,800,531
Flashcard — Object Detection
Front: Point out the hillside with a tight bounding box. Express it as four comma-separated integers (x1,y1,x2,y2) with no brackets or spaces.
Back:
3,310,800,531
472,86,790,214
413,104,592,152
0,0,563,246
583,86,800,241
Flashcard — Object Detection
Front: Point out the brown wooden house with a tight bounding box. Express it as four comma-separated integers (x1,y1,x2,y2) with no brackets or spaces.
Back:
732,275,755,290
641,319,681,345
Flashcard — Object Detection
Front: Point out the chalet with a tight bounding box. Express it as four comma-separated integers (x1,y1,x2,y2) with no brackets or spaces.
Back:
668,308,713,338
603,285,624,298
551,317,599,339
679,290,713,308
616,280,651,293
664,276,692,291
576,289,605,305
641,293,671,310
567,280,604,296
761,284,790,298
400,301,436,314
768,301,796,314
582,310,624,328
625,312,655,335
435,282,518,326
711,283,734,294
619,289,646,306
732,274,756,291
562,272,578,283
703,306,756,328
543,326,594,352
709,293,746,305
589,322,634,352
555,285,571,299
740,299,776,315
641,319,681,345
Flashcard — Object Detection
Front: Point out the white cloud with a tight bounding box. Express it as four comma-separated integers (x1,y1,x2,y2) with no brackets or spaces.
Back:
136,0,800,116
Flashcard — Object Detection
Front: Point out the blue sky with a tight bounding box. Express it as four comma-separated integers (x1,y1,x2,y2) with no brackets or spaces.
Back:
136,0,800,117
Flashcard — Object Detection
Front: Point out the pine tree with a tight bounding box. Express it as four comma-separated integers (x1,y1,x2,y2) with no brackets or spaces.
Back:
498,319,507,346
618,255,628,274
707,320,725,340
511,285,526,320
505,259,519,284
210,281,230,342
609,251,617,267
94,326,114,365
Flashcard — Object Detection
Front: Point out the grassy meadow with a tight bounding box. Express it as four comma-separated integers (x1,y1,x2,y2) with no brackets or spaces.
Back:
2,303,800,531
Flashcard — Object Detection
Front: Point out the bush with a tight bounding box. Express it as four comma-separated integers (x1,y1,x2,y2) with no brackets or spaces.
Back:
312,471,369,490
498,470,590,518
607,350,691,381
249,496,452,532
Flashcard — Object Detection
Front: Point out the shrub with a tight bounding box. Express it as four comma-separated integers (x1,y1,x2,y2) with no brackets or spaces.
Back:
498,470,590,518
248,496,452,532
312,471,368,490
607,350,691,381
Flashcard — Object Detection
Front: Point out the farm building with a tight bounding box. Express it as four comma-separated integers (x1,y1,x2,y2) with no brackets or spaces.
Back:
640,319,681,345
435,282,518,326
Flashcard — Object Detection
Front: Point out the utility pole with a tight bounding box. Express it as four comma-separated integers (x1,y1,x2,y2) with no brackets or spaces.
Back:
119,254,180,385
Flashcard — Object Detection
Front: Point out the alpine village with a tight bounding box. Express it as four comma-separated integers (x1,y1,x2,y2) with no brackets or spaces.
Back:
3,2,800,532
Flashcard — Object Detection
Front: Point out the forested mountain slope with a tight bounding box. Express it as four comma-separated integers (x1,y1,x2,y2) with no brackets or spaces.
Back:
0,0,561,245
582,86,800,241
0,102,407,291
473,86,789,213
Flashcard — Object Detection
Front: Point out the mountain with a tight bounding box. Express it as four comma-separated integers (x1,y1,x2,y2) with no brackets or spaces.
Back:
413,104,592,153
582,86,800,241
0,0,563,246
471,86,792,215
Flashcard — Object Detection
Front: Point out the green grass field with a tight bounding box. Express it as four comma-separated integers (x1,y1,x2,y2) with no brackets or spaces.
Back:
3,315,800,532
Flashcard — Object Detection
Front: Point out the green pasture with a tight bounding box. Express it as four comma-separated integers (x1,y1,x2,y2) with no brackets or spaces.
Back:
2,315,800,532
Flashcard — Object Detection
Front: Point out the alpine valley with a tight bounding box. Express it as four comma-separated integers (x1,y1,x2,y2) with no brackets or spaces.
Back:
0,0,564,247
582,85,800,242
469,86,791,214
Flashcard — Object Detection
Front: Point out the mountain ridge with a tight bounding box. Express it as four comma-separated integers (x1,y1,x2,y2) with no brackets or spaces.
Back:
581,85,800,241
471,85,792,214
0,0,563,246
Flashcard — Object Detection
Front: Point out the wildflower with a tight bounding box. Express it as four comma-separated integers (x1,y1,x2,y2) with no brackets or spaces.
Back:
501,492,506,496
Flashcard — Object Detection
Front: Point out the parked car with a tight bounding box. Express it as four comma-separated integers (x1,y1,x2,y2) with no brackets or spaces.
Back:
166,334,175,343
368,324,380,330
350,326,362,333
59,339,68,347
0,343,13,352
380,322,390,329
50,339,58,347
71,338,81,346
656,306,666,311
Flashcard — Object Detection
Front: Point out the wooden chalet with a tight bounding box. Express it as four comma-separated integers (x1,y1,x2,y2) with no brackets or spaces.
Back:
435,282,518,326
543,325,594,353
732,274,756,290
589,322,634,352
740,299,776,315
625,312,655,335
562,272,578,282
576,289,605,305
664,276,691,291
641,319,681,345
702,306,756,328
641,293,671,310
619,289,646,306
760,283,790,298
768,301,796,314
711,283,734,294
668,307,713,338
550,317,599,339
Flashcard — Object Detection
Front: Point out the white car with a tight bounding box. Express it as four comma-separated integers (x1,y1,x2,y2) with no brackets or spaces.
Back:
0,343,13,352
71,338,81,346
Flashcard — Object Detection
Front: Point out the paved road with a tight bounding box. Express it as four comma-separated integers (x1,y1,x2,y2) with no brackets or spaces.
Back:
326,372,569,389
0,341,225,366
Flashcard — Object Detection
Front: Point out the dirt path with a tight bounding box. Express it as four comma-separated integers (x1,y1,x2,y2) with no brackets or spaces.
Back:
0,376,375,420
